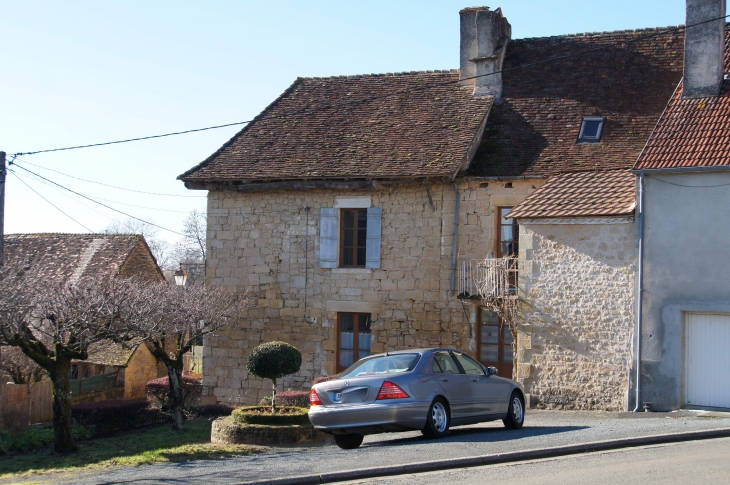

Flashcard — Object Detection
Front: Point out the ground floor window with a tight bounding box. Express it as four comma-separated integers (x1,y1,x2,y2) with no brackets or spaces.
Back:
337,312,372,372
477,307,514,378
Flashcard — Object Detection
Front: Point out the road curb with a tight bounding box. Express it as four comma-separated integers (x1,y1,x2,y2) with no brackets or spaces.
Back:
232,427,730,485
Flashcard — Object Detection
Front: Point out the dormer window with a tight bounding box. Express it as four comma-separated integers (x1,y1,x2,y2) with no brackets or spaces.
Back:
577,116,605,143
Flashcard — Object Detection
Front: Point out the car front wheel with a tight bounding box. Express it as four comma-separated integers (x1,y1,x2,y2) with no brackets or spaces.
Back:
334,433,364,449
503,391,525,429
421,398,450,438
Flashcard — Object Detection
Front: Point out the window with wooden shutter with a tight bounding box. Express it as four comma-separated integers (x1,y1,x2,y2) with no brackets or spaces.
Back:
320,205,381,269
319,208,338,268
365,207,381,269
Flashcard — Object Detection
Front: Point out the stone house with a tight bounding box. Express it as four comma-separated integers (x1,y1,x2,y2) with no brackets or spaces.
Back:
631,0,730,411
179,7,687,406
2,233,167,398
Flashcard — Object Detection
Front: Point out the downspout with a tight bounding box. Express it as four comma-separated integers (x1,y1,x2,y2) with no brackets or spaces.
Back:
450,184,460,295
633,173,645,412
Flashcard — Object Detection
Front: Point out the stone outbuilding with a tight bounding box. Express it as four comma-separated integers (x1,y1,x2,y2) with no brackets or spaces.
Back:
179,7,687,407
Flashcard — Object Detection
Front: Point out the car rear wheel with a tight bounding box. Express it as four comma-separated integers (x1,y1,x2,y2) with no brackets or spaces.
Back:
421,398,450,438
333,433,364,449
503,391,525,429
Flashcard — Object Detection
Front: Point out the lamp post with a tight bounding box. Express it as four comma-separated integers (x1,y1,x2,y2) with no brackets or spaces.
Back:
174,266,188,286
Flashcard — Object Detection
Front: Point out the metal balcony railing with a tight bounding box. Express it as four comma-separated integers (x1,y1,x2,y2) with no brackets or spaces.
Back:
457,257,517,300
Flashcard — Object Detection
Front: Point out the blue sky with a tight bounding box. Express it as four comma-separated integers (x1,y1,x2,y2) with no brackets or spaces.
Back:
0,1,717,244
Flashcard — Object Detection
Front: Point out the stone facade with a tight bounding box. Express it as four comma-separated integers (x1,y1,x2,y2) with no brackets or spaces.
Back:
202,179,541,405
516,218,635,411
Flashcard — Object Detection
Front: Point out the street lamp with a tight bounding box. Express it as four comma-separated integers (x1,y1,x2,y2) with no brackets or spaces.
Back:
174,266,188,286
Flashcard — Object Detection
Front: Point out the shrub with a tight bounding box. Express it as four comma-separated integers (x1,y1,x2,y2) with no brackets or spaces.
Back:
0,424,91,454
313,373,340,385
192,404,235,418
146,375,202,410
276,390,309,407
71,399,165,436
231,406,310,426
246,341,302,411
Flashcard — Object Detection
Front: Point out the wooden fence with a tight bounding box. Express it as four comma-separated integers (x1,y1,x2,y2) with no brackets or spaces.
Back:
0,380,53,429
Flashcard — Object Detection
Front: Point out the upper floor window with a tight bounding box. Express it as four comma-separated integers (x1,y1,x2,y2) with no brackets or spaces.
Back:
577,116,605,143
340,209,367,267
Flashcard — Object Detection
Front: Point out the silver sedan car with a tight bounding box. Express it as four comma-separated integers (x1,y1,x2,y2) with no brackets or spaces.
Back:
308,348,525,449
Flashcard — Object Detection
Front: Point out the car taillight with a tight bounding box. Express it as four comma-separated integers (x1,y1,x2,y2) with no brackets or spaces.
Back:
310,387,323,406
376,381,410,400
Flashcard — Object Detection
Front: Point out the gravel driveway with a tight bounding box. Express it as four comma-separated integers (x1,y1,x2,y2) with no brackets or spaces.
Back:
8,410,730,485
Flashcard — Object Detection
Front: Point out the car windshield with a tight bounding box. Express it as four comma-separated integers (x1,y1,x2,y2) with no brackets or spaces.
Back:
339,353,420,378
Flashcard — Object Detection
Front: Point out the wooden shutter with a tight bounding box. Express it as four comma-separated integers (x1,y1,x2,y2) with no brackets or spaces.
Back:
365,207,382,269
319,208,338,268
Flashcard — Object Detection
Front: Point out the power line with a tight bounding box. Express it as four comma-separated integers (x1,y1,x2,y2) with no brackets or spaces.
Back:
9,170,93,232
14,167,195,214
12,157,206,198
10,14,729,159
646,174,730,188
12,164,186,237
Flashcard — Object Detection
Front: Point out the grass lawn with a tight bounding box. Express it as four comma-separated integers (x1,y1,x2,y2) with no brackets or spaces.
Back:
0,419,261,479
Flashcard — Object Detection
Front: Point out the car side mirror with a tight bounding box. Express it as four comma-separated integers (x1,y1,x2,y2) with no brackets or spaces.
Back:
486,367,498,376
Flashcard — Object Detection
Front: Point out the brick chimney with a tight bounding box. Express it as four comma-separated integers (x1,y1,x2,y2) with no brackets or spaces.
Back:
459,6,511,99
683,0,726,98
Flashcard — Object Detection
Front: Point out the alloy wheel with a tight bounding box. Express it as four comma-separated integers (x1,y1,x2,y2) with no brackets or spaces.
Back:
431,401,448,432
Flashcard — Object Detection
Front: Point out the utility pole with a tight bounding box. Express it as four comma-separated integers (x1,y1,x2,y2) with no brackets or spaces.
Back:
0,151,5,267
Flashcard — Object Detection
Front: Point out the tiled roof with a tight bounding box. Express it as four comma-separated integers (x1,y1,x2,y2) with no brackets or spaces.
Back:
3,233,154,283
179,71,493,182
506,169,636,219
634,36,730,170
84,340,138,367
467,27,687,177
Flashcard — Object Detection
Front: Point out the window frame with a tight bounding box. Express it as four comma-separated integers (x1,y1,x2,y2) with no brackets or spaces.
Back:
339,208,368,268
577,116,605,143
336,312,372,372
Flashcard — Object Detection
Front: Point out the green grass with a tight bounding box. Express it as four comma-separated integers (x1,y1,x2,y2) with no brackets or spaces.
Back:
0,420,260,479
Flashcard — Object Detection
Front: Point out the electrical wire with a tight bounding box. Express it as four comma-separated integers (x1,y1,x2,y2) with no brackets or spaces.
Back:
10,13,730,159
11,157,205,198
14,167,195,214
11,164,187,237
645,174,730,188
9,170,93,232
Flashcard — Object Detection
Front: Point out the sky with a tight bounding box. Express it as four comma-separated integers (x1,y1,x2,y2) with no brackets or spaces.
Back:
0,1,719,245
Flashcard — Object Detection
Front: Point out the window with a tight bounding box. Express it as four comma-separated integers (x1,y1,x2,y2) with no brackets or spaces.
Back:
340,209,367,267
477,308,514,378
337,313,372,371
319,206,381,269
577,116,605,143
497,207,519,291
340,353,420,378
433,351,460,374
452,352,486,376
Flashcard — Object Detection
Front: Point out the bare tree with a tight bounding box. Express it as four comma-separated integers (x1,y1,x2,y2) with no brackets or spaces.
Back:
182,210,206,262
169,210,206,285
104,218,173,270
0,346,46,384
134,282,243,431
0,271,155,453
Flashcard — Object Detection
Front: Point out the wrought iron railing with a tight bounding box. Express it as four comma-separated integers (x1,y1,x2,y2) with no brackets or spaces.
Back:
457,257,517,300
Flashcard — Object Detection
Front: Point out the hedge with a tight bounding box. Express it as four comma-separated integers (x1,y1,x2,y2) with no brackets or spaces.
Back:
71,399,166,436
312,373,340,385
192,404,235,418
275,390,309,407
231,406,310,426
146,375,202,410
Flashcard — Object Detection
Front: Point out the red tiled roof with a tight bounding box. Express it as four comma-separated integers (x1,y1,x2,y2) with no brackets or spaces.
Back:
467,28,686,177
506,169,635,219
634,37,730,170
179,71,493,183
3,233,155,282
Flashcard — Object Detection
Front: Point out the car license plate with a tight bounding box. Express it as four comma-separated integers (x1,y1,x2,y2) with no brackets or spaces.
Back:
334,392,342,402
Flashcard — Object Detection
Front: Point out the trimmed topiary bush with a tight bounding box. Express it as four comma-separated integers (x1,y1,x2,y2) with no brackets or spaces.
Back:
146,375,202,411
246,341,302,412
276,390,310,407
231,406,310,426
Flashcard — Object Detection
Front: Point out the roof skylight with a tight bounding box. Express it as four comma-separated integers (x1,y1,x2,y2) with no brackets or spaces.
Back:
577,116,605,143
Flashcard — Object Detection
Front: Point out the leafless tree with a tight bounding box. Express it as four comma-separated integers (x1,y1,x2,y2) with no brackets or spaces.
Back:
104,218,173,270
0,346,46,384
0,270,155,453
132,282,244,431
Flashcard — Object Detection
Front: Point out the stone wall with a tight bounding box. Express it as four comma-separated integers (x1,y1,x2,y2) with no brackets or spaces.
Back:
124,344,160,400
202,179,541,405
516,218,634,411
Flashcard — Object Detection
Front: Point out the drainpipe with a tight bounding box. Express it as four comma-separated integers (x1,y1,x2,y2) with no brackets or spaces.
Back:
450,184,460,295
633,173,645,412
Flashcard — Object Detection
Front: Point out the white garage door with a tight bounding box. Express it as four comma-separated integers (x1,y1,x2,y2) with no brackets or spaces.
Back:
685,313,730,409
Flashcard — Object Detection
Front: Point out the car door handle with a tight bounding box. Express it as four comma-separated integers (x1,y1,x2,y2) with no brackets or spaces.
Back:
471,378,478,382
440,378,448,382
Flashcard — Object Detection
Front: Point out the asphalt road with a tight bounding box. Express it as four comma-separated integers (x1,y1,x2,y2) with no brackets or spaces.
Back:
346,436,730,485
7,410,730,485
